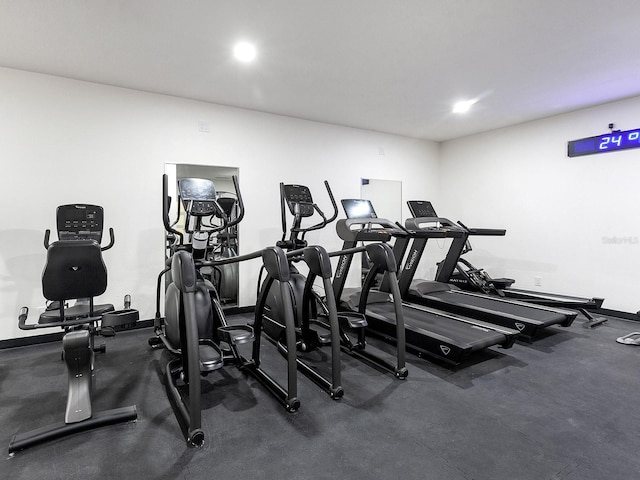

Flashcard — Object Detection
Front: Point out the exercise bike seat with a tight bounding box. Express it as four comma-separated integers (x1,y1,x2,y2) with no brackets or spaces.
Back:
39,302,115,324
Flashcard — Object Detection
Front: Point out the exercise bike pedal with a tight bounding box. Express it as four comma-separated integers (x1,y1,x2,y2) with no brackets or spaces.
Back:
217,325,255,346
198,340,224,372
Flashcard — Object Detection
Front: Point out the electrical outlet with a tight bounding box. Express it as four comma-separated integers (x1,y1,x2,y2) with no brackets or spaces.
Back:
198,121,210,133
534,276,542,287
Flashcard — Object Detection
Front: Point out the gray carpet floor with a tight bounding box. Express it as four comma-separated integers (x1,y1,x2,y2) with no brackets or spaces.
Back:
1,314,639,480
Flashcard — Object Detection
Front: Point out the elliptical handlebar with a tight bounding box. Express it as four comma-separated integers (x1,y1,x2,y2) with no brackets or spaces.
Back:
163,174,184,245
279,182,288,242
283,180,339,239
324,180,338,224
224,175,244,229
394,221,412,235
185,200,229,234
163,174,246,252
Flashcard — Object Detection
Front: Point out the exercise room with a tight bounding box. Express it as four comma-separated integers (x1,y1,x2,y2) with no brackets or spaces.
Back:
1,2,639,479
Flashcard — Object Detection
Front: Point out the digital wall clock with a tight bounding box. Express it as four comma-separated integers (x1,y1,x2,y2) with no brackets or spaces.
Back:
568,127,640,157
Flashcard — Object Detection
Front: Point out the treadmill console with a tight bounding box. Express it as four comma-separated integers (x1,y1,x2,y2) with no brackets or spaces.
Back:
178,178,218,216
283,184,315,217
341,199,377,219
56,204,104,243
407,200,437,219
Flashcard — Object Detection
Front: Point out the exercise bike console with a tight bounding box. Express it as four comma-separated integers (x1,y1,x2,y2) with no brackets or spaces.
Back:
56,204,105,242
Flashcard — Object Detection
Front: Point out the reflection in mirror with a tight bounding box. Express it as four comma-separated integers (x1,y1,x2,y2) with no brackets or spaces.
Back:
164,163,240,307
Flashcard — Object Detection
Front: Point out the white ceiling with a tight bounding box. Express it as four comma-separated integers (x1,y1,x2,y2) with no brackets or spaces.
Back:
2,1,640,141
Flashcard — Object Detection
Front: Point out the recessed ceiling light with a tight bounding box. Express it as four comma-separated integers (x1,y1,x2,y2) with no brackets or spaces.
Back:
452,99,477,114
234,41,256,62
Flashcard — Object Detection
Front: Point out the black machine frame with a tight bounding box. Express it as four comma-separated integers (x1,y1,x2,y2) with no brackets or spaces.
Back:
150,174,301,447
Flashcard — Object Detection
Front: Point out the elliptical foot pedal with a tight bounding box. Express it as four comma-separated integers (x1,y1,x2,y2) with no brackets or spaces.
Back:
338,313,368,329
198,341,224,372
314,328,332,345
217,325,254,346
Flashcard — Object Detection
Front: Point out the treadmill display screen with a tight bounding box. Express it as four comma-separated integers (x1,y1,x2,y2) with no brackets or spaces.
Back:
568,127,640,157
407,200,437,218
341,199,377,219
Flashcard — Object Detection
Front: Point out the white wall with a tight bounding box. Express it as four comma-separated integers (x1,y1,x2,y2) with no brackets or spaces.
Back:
439,97,640,313
0,67,440,341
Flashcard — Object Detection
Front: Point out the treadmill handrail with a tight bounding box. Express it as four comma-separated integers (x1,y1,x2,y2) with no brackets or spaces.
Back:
405,216,465,232
336,217,407,242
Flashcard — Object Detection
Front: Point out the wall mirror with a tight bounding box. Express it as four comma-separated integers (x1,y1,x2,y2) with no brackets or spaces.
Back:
164,163,240,307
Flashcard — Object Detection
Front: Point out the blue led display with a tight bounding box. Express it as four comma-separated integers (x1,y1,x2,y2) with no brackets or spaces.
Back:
568,128,640,157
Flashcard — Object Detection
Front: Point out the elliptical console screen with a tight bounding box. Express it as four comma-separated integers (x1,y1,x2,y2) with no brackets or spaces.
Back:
407,200,438,218
56,204,104,242
283,184,314,217
179,178,218,216
178,178,217,201
341,199,377,219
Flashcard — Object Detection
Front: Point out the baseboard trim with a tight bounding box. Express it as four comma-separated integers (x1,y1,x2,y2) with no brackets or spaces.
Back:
595,308,640,322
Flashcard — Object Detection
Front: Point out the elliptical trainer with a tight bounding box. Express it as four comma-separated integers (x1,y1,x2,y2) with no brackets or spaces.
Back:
261,181,407,401
261,182,344,399
150,175,300,447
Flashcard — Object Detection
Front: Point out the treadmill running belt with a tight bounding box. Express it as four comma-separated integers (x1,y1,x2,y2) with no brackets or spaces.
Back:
364,301,517,365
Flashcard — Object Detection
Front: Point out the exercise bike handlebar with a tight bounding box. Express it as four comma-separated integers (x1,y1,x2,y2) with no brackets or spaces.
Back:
18,305,103,331
102,228,115,250
43,227,115,251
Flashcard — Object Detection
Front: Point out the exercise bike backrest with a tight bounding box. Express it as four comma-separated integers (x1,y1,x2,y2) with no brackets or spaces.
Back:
278,181,338,250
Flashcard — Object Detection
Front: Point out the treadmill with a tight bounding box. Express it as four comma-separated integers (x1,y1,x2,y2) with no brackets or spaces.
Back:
398,201,576,341
416,200,607,327
431,217,605,310
335,199,519,365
